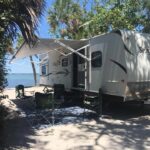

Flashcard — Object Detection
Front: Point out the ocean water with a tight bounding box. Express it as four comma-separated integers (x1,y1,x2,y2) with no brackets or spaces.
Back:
6,73,40,88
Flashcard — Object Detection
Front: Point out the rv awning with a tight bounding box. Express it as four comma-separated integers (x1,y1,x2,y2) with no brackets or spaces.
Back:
10,38,89,63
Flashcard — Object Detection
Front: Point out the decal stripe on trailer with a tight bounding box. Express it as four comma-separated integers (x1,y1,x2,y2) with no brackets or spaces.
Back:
110,59,127,74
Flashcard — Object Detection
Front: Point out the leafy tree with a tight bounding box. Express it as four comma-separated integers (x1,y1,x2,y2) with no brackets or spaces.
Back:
47,0,149,40
0,0,45,90
141,0,150,32
0,40,8,91
48,0,92,39
0,0,45,44
79,0,144,35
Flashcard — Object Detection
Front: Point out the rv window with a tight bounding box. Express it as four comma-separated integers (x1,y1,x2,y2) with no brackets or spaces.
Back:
41,65,47,75
91,51,102,67
62,58,68,67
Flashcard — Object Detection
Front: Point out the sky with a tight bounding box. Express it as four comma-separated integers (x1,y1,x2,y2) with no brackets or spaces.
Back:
7,0,94,74
7,0,53,74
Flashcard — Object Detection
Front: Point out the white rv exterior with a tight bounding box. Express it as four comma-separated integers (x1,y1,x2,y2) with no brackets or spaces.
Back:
39,51,72,90
10,29,150,101
39,30,150,101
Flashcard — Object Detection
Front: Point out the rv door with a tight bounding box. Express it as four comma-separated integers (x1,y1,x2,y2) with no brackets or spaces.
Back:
90,43,103,92
73,49,87,89
77,49,85,88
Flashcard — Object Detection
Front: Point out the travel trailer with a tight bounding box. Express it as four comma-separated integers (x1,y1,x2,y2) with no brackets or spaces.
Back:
11,30,150,101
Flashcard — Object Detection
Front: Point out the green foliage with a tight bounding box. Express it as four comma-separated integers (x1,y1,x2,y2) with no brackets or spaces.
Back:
16,34,24,50
47,0,150,39
0,0,46,90
48,0,92,39
0,0,46,44
0,39,8,90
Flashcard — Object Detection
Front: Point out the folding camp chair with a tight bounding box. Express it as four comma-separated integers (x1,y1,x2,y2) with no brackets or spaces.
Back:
53,84,65,103
50,84,65,125
27,84,65,127
39,84,65,126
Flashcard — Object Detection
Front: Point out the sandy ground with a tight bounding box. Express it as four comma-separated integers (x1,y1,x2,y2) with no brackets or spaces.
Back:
0,86,150,150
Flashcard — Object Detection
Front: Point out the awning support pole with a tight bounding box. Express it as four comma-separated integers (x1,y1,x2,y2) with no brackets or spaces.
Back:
65,44,90,56
89,40,92,88
53,49,68,56
55,39,90,61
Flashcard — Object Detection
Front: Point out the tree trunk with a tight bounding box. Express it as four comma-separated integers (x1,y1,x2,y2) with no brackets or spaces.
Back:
29,56,37,86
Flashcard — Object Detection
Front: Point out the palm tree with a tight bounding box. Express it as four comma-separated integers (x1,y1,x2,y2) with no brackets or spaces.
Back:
29,56,37,86
47,0,86,39
0,0,46,88
0,0,45,44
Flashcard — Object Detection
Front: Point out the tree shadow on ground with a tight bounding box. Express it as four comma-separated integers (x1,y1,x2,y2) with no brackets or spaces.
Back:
106,102,150,120
0,117,36,150
2,97,150,150
64,103,150,150
0,97,37,150
12,96,35,113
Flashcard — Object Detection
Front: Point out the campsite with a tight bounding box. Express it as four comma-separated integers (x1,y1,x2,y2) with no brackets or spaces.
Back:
1,86,150,150
12,30,150,103
1,0,150,150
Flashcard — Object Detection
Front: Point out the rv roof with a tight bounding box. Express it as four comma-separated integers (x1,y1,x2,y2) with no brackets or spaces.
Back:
114,30,150,51
10,38,88,63
91,29,150,53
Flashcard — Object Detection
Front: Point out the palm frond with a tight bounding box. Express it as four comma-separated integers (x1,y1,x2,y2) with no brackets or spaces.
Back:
0,0,46,44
